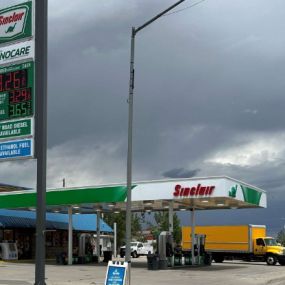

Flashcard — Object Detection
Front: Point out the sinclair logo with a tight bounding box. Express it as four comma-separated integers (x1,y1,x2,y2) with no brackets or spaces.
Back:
0,2,32,44
173,184,215,197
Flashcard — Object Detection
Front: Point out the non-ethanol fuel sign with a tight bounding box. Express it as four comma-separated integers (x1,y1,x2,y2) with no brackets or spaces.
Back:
0,138,33,160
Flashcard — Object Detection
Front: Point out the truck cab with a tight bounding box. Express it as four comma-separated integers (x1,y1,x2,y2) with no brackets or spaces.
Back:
120,242,154,258
254,237,285,265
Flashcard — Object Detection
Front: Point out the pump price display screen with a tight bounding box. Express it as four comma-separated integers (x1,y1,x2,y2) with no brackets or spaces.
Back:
0,61,34,121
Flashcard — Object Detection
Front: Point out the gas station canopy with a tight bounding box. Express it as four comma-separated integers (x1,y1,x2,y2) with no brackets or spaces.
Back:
0,176,266,212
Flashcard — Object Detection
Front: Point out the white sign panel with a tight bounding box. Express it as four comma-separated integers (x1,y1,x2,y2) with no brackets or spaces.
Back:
0,40,34,65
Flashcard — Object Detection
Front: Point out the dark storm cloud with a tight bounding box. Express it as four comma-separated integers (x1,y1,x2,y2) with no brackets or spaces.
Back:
0,0,285,218
162,168,200,178
44,0,285,154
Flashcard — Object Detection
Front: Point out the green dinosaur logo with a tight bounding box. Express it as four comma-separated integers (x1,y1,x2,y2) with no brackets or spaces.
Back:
5,23,16,34
229,185,238,198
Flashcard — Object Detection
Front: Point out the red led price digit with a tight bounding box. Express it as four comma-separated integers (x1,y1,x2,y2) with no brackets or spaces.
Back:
5,72,12,91
21,69,27,88
13,71,21,89
22,88,31,101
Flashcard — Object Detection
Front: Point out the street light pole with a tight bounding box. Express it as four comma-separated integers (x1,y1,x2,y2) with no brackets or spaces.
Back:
125,0,186,276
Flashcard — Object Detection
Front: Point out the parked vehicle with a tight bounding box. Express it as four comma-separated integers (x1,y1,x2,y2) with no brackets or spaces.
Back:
182,225,285,265
120,242,154,258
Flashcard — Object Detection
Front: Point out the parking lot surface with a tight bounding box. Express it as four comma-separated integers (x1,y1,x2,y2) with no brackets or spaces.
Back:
0,258,285,285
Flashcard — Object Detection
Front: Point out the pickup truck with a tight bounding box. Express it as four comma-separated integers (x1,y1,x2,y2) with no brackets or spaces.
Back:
182,225,285,265
120,242,154,258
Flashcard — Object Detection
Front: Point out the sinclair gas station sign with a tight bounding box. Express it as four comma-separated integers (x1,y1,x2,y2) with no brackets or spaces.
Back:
0,1,34,160
0,1,32,44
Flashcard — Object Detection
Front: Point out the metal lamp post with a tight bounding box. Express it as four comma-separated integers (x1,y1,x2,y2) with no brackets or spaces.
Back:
125,0,186,280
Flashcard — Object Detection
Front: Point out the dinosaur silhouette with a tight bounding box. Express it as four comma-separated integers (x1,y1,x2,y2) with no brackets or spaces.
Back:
5,23,17,34
229,185,238,198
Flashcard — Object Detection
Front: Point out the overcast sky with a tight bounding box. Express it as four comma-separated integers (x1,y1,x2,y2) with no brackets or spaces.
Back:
1,0,285,233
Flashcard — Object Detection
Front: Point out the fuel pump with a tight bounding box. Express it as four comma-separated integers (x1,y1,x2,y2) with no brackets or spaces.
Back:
158,231,173,269
192,234,211,265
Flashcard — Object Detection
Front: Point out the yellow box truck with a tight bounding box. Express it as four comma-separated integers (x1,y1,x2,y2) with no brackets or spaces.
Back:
182,225,285,265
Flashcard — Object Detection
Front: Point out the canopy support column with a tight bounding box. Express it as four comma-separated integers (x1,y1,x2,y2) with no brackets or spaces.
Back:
68,206,73,265
191,208,195,265
96,211,101,262
114,222,117,258
168,201,174,233
168,201,174,267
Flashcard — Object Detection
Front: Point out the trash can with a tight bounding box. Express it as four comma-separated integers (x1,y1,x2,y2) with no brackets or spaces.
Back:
147,254,159,270
92,255,99,263
78,256,86,264
158,259,168,269
72,256,78,264
103,251,112,262
56,252,67,265
204,253,212,266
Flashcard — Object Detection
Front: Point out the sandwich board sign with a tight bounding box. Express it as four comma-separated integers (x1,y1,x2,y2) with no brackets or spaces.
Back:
105,261,128,285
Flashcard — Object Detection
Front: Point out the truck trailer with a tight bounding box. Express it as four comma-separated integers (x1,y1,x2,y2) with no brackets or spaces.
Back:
182,225,285,265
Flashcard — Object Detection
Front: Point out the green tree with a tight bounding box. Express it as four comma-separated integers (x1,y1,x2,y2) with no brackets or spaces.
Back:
149,212,181,244
276,229,285,245
103,212,142,249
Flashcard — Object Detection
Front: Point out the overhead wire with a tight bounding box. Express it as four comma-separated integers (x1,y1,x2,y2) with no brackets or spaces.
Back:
163,0,208,17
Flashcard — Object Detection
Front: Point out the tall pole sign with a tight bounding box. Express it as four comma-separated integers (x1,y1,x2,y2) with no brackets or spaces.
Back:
0,1,48,284
0,1,34,160
35,0,48,284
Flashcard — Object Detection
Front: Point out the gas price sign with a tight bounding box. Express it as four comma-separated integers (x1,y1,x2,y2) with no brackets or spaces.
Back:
0,61,33,121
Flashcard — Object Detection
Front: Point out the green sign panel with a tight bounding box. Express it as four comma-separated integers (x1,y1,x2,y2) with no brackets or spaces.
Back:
0,118,32,139
0,61,34,121
0,1,32,45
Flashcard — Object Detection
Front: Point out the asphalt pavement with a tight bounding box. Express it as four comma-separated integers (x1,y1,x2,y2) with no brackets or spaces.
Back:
0,258,285,285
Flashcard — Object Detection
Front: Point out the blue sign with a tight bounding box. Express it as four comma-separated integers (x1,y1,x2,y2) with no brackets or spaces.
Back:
105,263,127,285
0,139,33,160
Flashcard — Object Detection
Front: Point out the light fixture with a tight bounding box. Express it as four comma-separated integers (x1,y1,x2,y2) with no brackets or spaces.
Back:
217,203,224,207
201,200,209,203
53,209,60,213
178,206,187,211
113,208,120,214
162,201,169,209
94,205,102,212
145,207,152,213
73,205,80,209
107,203,115,208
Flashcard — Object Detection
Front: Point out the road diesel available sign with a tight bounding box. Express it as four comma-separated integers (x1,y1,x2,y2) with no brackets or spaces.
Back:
0,118,32,140
0,1,32,45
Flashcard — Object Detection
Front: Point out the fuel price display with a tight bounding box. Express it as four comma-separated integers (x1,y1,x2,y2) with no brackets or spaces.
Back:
0,61,34,121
